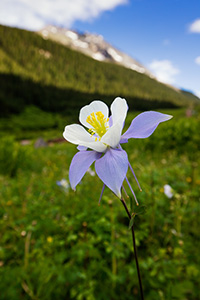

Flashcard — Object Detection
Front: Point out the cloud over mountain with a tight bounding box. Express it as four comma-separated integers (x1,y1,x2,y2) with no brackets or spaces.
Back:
149,60,180,85
0,0,127,31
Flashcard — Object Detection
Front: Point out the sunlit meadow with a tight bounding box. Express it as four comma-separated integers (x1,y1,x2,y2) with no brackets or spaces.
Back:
0,107,199,300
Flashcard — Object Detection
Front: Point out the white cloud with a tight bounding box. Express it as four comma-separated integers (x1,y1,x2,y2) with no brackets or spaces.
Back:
148,60,180,85
195,56,200,65
189,18,200,33
194,90,200,98
0,0,127,31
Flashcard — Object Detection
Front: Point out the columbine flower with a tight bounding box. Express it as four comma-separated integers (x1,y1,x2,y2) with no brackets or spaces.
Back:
63,97,172,202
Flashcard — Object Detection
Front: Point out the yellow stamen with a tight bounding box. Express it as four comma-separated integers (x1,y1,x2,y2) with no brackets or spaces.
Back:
86,111,109,139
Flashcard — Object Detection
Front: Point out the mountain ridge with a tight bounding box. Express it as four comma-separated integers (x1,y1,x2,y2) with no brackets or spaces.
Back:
38,25,153,77
0,24,199,117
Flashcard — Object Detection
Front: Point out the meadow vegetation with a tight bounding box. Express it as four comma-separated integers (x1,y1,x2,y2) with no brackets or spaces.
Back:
0,108,199,300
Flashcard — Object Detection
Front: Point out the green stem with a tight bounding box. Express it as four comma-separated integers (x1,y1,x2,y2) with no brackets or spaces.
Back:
109,201,117,288
121,198,144,300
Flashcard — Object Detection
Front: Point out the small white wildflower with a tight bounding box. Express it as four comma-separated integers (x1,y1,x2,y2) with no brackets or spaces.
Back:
56,179,70,191
87,167,95,176
164,184,173,198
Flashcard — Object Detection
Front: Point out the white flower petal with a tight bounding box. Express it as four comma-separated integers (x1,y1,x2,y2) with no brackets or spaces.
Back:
79,100,109,128
110,97,128,126
101,97,128,147
82,140,107,152
101,122,122,148
63,124,93,144
63,124,107,152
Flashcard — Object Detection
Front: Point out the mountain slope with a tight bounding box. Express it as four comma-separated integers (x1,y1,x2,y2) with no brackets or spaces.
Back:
0,25,198,117
38,25,153,77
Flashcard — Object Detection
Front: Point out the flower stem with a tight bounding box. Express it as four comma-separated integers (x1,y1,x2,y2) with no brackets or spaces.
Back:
120,198,144,300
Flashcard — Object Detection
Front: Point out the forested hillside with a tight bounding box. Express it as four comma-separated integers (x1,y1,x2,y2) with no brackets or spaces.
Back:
0,25,198,117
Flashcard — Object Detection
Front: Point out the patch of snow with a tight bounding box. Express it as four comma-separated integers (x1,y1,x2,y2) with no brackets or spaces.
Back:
130,64,145,73
85,34,103,44
92,52,105,61
50,26,57,33
107,47,122,62
73,40,88,48
65,31,78,40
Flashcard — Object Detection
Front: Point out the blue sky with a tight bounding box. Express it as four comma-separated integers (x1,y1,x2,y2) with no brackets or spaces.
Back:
0,0,199,97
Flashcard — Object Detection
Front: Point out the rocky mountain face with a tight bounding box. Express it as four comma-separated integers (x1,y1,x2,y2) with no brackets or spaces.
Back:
38,25,153,77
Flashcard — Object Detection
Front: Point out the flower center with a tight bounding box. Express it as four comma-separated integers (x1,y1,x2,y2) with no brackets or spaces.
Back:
86,111,109,138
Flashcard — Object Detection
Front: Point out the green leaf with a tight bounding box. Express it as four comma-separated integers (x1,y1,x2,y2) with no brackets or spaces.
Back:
129,214,136,230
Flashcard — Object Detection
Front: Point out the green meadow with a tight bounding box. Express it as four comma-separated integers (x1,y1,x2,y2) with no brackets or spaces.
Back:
0,107,199,300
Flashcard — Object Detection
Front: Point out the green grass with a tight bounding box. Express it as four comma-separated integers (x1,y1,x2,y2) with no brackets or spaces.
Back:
0,108,199,299
0,25,199,118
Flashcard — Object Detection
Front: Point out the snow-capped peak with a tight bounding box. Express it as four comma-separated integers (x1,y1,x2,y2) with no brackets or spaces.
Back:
38,25,153,76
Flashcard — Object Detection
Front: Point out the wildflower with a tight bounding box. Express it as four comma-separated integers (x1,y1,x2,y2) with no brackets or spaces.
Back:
186,177,192,183
47,236,53,243
63,97,172,201
87,167,95,176
164,184,174,198
56,179,70,190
